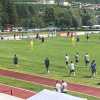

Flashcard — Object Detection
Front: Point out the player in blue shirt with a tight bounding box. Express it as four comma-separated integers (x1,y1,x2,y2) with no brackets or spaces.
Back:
90,60,96,77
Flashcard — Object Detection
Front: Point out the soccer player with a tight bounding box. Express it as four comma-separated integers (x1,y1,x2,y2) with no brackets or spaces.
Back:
41,37,44,43
86,33,90,41
76,35,80,42
36,33,39,39
84,53,90,66
90,60,96,77
69,61,75,76
13,54,18,65
30,39,33,48
44,57,50,73
67,32,70,37
71,35,76,46
65,54,69,65
14,34,16,39
75,52,79,64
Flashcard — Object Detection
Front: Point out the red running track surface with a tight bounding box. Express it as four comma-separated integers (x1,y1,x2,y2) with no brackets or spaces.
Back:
0,84,35,99
0,69,100,98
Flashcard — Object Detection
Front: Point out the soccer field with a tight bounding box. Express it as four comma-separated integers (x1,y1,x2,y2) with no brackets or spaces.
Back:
0,34,100,87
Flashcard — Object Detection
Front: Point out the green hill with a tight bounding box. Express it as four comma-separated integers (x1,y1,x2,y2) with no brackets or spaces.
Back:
13,0,100,4
73,0,100,3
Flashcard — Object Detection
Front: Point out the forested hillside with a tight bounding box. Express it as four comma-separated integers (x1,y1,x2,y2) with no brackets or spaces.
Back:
74,0,100,3
13,0,100,4
0,0,99,29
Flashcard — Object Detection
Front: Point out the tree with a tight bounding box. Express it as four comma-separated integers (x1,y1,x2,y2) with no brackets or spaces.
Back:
55,9,72,29
1,0,17,26
71,14,82,29
81,9,95,26
97,16,100,25
44,7,55,26
0,2,3,26
32,16,45,28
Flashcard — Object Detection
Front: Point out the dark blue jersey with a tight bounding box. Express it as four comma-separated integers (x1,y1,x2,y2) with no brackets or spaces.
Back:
91,63,96,70
44,58,50,66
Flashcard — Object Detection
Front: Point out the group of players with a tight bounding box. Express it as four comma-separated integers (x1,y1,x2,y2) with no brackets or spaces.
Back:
43,52,96,78
13,32,96,78
65,52,96,77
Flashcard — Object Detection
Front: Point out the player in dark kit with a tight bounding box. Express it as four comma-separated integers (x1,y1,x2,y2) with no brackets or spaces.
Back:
41,37,44,43
76,35,80,42
90,60,96,77
65,54,69,65
36,33,39,39
84,53,90,66
13,54,18,65
75,52,79,64
44,57,50,73
86,33,90,40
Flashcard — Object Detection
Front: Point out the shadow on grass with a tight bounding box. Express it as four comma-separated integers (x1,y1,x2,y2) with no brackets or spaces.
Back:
97,83,100,85
77,66,86,68
62,75,70,77
7,66,17,69
38,72,47,74
83,75,91,78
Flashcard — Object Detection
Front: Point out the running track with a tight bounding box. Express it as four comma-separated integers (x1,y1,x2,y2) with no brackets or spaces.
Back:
0,69,100,98
0,84,35,99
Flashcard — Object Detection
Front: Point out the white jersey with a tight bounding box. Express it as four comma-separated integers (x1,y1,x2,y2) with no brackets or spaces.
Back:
75,54,79,60
62,82,68,90
69,63,75,70
84,54,90,61
65,56,69,62
56,83,62,93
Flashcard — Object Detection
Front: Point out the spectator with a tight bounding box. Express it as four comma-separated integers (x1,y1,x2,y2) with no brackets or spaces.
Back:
55,80,62,93
61,80,68,93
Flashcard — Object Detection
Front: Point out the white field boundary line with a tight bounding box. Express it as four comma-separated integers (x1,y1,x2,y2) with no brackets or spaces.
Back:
0,83,36,94
0,68,100,90
0,78,99,99
0,34,56,40
1,68,100,93
0,75,54,89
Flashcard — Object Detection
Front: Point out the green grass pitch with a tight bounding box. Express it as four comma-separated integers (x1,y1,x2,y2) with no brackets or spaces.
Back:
0,33,100,100
0,34,100,87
